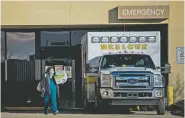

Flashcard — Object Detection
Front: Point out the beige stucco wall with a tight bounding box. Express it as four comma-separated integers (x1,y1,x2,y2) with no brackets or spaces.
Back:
167,2,184,103
1,1,171,25
1,1,184,103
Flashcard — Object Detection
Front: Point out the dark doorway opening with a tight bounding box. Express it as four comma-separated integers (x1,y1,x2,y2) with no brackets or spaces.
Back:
40,45,82,108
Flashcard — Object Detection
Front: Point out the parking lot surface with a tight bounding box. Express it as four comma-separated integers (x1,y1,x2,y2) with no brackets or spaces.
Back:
1,111,182,118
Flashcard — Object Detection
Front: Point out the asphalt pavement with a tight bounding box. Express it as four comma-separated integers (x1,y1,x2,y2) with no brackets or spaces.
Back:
1,111,182,118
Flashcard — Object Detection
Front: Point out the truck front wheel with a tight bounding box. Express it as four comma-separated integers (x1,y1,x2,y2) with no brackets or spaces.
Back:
156,99,165,115
84,98,97,113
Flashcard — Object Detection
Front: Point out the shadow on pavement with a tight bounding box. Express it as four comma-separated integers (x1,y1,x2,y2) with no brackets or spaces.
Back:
166,100,184,117
3,109,134,114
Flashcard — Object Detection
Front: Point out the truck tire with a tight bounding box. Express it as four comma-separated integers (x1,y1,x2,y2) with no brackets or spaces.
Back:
83,84,100,113
86,102,96,113
156,99,165,115
94,84,102,113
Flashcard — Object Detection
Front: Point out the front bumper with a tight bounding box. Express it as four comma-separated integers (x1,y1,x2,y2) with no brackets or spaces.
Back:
100,88,164,99
102,99,164,105
100,88,165,106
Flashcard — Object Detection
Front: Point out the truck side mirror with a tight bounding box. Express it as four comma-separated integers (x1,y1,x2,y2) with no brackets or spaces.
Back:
156,66,161,69
85,63,90,73
93,67,99,73
85,63,99,73
160,63,171,74
85,63,90,70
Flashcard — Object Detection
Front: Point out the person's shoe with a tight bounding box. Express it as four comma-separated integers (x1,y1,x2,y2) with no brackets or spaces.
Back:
53,110,59,115
44,110,48,115
44,111,48,115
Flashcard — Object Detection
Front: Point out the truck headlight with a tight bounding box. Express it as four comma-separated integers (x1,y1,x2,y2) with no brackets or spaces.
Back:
154,75,164,87
154,90,163,97
101,74,112,87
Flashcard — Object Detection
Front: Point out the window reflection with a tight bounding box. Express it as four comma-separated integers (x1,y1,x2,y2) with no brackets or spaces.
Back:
41,31,70,47
71,30,98,46
1,31,5,62
6,32,35,60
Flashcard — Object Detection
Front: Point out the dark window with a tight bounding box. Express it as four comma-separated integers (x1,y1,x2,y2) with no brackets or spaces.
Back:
6,32,35,82
40,31,70,47
71,30,98,46
1,31,5,62
1,31,6,82
6,32,35,60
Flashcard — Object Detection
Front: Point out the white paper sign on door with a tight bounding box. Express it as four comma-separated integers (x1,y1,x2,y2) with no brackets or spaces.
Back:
54,65,68,84
64,66,72,78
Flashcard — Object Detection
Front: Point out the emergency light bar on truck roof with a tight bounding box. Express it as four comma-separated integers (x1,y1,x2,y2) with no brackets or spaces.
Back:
91,36,156,43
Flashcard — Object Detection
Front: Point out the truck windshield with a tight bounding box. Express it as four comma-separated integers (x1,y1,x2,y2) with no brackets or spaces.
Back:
100,54,156,69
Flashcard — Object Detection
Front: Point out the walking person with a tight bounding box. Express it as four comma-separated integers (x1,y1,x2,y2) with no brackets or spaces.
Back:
39,66,59,115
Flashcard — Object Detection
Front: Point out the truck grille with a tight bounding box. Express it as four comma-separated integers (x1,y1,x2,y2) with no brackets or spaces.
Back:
113,92,152,98
112,71,152,89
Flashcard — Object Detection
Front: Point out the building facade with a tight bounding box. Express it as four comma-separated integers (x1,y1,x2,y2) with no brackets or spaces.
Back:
1,1,184,108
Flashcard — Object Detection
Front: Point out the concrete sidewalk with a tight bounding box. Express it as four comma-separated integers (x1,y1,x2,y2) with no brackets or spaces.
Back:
1,111,181,118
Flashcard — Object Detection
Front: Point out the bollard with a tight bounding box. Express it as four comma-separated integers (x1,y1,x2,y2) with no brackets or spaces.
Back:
168,86,174,106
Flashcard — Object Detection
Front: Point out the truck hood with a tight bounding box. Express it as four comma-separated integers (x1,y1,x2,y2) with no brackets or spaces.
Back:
100,67,161,75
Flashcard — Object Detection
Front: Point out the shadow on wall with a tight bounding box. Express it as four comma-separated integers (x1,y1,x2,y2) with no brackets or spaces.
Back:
173,73,184,103
108,7,167,23
170,74,184,117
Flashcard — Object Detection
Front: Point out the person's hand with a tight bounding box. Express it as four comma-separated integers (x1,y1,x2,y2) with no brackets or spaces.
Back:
53,72,56,76
41,88,45,92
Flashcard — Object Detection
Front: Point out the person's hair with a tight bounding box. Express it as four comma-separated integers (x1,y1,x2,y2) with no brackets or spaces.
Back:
45,67,54,74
